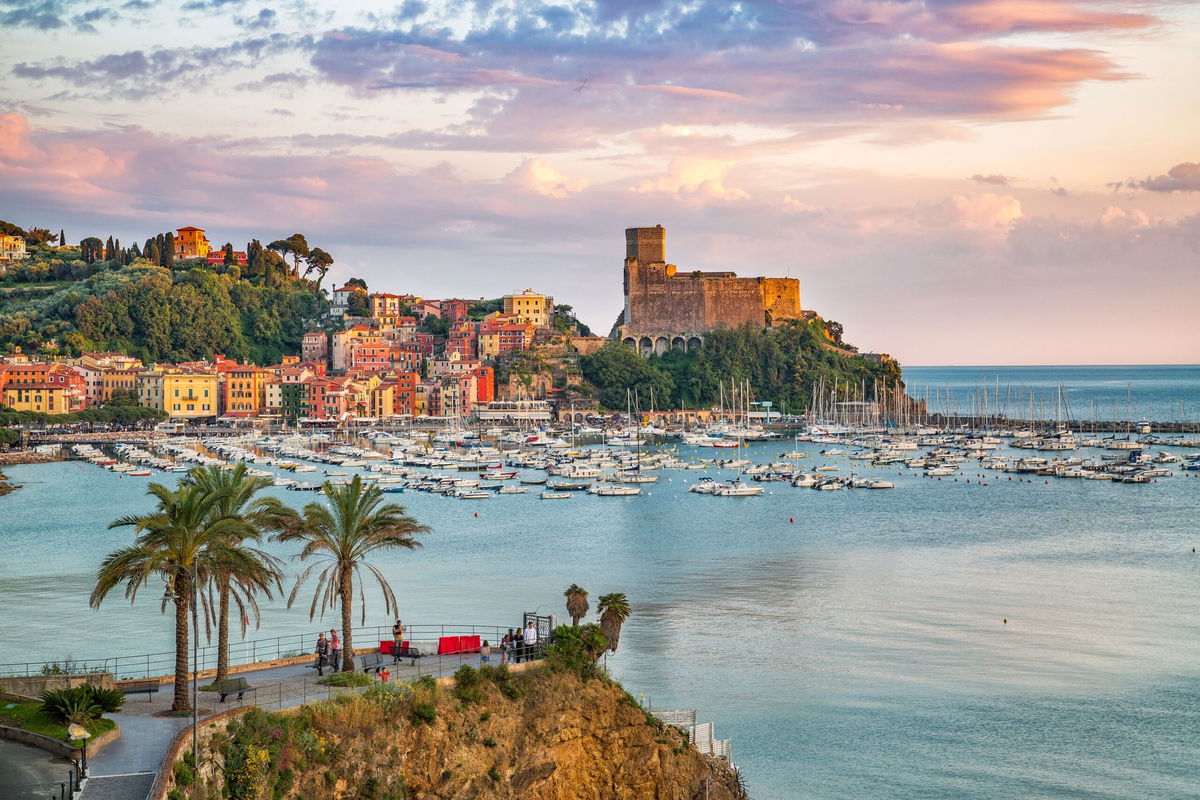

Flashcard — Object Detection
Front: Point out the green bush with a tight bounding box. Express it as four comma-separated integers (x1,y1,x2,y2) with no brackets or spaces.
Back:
318,671,372,688
173,759,194,787
480,665,523,699
482,737,497,748
167,788,185,800
39,687,100,724
84,686,125,714
409,702,437,725
452,666,482,704
410,675,436,691
545,624,608,680
487,767,500,782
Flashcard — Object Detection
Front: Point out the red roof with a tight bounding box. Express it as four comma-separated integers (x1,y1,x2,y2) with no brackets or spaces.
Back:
176,226,205,232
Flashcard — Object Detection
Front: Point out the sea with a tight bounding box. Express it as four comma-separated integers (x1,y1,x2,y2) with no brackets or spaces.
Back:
2,364,1199,799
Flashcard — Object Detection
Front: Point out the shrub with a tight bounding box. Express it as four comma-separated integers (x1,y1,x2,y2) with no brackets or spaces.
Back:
545,624,607,679
318,672,372,688
173,759,194,787
363,682,412,712
409,703,436,725
487,767,500,782
452,666,482,704
167,789,185,800
84,686,125,714
39,687,100,724
482,737,497,748
480,665,523,699
479,712,490,722
410,675,436,691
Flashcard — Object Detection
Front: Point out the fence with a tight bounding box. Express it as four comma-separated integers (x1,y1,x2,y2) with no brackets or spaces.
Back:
0,623,528,680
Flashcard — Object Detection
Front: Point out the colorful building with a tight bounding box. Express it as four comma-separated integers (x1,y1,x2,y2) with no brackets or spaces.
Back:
502,289,553,327
0,234,27,262
0,363,87,414
175,227,211,260
220,363,272,416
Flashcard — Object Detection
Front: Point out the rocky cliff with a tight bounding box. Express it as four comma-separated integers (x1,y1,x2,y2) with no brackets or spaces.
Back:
176,665,745,800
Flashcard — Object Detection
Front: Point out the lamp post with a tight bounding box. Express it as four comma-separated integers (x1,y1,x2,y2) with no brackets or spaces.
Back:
164,564,200,769
66,724,90,779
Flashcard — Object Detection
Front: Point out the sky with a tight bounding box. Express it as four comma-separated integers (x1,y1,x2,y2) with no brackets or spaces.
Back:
2,0,1199,366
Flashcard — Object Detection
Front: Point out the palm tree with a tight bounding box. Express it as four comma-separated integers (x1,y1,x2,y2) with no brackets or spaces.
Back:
275,475,428,671
91,482,247,713
183,465,289,683
564,584,589,626
597,593,632,654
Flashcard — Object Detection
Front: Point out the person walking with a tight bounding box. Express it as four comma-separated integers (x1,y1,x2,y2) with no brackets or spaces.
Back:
392,618,405,662
315,632,329,674
523,621,538,660
329,628,341,670
499,634,510,666
480,640,491,665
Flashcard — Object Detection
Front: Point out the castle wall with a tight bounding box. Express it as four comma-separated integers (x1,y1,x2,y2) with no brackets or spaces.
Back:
760,277,802,322
702,277,766,329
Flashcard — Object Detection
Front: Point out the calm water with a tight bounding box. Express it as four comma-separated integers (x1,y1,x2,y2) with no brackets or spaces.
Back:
3,367,1200,799
904,364,1200,423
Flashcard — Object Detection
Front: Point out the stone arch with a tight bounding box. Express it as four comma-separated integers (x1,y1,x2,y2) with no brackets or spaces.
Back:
654,336,669,356
622,337,637,349
687,336,703,351
671,336,686,351
574,413,584,422
638,336,653,356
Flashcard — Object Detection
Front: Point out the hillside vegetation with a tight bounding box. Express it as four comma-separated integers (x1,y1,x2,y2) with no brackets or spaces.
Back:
0,246,325,364
580,321,902,412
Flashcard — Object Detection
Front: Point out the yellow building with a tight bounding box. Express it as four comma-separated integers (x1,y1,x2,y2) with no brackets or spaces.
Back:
0,363,86,414
502,289,553,327
175,227,211,261
0,234,27,263
138,366,219,419
101,368,139,403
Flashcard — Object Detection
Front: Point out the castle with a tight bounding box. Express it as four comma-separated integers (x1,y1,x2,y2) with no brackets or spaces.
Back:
617,225,801,355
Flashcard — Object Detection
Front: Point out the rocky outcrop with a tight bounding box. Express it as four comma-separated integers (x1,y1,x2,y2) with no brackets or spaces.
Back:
174,667,744,800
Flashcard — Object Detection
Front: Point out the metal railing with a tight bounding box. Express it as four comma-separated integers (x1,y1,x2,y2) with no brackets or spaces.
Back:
0,623,528,680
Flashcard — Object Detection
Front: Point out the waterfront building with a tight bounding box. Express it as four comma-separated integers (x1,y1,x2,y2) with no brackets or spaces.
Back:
476,399,553,422
0,234,27,262
137,365,219,420
617,225,801,355
0,363,87,413
219,361,272,416
174,226,211,260
502,288,553,327
100,367,139,403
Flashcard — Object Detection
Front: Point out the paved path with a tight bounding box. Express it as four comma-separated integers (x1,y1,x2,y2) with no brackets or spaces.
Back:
78,646,510,800
0,739,74,800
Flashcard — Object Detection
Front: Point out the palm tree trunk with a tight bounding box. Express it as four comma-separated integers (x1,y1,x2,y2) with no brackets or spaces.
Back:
215,577,230,684
173,581,191,713
340,568,354,672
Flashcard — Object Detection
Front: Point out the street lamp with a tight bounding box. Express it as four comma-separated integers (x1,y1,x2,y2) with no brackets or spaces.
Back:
163,565,200,769
67,723,91,779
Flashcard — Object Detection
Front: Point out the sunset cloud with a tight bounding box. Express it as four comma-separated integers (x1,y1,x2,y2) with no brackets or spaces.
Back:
1130,162,1200,193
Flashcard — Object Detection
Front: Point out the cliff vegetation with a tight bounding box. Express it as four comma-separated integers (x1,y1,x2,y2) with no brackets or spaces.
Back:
580,320,902,412
174,665,744,800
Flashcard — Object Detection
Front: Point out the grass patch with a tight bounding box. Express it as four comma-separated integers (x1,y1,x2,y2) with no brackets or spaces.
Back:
317,672,372,688
0,701,115,741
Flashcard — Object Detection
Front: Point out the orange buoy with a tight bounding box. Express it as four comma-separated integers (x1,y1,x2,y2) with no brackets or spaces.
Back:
474,512,479,517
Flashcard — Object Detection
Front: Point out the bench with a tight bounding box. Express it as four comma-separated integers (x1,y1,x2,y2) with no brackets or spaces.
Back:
307,656,333,677
359,652,390,674
392,644,423,666
215,677,255,703
119,679,161,700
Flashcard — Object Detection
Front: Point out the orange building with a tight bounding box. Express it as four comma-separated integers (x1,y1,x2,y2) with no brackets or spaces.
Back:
0,363,87,414
221,363,272,416
175,227,211,260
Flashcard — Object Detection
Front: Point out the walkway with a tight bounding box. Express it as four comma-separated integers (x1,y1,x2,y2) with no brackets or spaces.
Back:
79,647,500,800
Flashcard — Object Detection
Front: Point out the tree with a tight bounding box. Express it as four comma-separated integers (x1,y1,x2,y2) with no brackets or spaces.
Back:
347,290,370,317
597,593,632,654
223,243,236,267
59,229,66,246
303,248,334,294
564,584,589,626
183,464,288,683
25,227,54,246
344,277,367,291
92,482,250,712
579,342,673,411
274,475,429,671
80,237,104,264
269,234,309,278
162,232,175,267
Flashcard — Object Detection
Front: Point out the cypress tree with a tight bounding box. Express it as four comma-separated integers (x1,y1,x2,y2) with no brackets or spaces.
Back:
113,238,121,262
105,236,115,260
59,229,65,246
163,232,175,267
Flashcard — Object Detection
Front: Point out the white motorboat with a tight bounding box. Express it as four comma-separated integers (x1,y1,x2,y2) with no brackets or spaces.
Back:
588,484,642,496
539,492,572,500
713,482,764,497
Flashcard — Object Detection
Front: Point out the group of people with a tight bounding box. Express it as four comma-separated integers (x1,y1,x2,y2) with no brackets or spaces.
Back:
314,619,544,672
314,628,341,670
496,621,542,665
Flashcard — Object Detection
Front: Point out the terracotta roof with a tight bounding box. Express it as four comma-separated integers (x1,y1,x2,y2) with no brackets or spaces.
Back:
176,226,205,232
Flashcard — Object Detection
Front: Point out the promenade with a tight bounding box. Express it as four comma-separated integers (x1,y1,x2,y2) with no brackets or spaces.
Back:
75,644,513,800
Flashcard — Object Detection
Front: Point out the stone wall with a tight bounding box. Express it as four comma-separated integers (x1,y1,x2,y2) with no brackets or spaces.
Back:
0,673,115,696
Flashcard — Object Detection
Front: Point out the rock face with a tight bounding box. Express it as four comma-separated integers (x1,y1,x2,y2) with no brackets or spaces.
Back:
200,667,745,800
